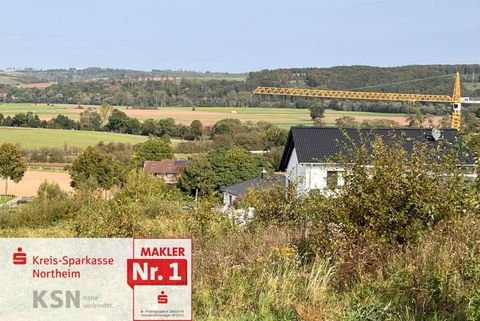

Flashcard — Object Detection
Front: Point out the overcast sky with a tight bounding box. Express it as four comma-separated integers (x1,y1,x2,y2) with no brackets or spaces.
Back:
1,0,479,72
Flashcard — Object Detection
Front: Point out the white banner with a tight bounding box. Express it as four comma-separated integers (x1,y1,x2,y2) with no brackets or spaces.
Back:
0,238,192,321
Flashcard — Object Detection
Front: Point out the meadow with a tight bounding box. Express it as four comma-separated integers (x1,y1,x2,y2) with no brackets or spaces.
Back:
0,103,412,127
0,195,15,204
0,127,148,148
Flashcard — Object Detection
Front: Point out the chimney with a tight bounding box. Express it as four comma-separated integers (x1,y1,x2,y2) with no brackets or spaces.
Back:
260,168,267,180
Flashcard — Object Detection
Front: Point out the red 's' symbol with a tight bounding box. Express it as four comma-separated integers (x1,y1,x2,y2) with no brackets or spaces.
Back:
13,247,27,265
157,291,168,304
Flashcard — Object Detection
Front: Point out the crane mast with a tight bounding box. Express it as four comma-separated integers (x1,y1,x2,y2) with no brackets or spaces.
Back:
254,72,466,130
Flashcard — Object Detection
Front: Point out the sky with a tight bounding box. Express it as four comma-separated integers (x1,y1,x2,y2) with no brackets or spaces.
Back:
1,0,479,73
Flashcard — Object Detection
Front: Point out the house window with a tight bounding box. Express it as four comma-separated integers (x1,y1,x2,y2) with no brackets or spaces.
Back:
326,171,338,189
166,173,175,178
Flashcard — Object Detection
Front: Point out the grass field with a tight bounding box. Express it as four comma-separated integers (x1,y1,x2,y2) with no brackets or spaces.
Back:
464,82,480,93
0,103,413,127
0,74,22,86
0,195,15,204
0,127,148,148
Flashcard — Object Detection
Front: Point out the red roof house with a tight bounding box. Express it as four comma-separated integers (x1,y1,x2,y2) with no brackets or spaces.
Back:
143,159,187,183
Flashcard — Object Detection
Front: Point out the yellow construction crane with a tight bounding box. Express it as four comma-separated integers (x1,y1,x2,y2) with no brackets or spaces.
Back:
253,72,478,130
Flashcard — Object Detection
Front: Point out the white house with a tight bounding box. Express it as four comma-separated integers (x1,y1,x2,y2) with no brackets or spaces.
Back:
278,127,477,194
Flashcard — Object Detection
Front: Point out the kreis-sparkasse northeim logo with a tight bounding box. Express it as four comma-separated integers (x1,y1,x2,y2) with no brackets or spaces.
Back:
0,238,192,321
13,247,27,265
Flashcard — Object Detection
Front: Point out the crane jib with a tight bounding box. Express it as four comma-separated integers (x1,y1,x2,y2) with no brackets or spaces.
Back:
253,87,454,103
253,72,464,130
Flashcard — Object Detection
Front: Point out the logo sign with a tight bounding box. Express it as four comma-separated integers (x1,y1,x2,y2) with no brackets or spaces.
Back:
0,238,192,321
128,239,192,321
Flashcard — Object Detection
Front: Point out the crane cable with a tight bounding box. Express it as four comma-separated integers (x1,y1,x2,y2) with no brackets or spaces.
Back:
345,73,454,91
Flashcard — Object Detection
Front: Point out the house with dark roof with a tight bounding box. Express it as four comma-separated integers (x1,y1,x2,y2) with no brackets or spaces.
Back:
143,159,187,183
219,169,286,208
279,127,476,194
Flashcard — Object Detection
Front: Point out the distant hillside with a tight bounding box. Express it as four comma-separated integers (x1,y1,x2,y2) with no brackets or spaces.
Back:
1,65,480,115
246,65,480,97
0,68,247,85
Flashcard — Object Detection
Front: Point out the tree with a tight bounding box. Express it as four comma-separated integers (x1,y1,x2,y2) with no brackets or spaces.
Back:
99,102,113,125
207,146,270,188
125,118,142,135
0,143,27,194
361,119,399,128
153,90,168,107
49,114,78,129
69,146,124,195
326,138,476,244
190,120,203,140
406,108,425,128
106,109,130,132
132,139,174,168
335,116,359,128
211,118,242,137
157,118,175,137
309,105,325,120
178,156,216,200
141,119,158,136
264,127,288,148
79,109,102,130
462,112,480,133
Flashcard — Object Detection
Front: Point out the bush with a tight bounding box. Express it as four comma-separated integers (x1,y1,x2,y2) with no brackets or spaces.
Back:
74,197,144,237
175,141,214,154
0,182,77,229
326,138,477,244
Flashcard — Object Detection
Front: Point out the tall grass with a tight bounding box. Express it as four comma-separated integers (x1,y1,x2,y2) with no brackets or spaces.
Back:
1,176,479,320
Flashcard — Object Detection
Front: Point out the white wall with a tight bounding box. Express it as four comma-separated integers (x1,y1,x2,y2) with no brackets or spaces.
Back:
286,150,344,194
223,192,238,207
286,148,307,193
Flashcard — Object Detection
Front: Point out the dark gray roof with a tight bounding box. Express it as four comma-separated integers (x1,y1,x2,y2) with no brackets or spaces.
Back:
279,127,474,171
219,174,286,196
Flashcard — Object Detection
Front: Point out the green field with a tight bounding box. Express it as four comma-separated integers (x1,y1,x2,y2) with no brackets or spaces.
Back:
0,74,20,86
0,103,81,117
464,82,480,93
0,103,413,128
0,127,148,148
0,195,15,204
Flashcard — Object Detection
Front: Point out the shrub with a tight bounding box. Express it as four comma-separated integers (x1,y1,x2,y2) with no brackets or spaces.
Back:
73,197,144,237
0,182,77,229
327,138,477,244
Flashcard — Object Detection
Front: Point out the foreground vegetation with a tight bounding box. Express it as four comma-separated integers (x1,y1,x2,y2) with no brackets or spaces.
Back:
1,137,479,320
0,195,14,204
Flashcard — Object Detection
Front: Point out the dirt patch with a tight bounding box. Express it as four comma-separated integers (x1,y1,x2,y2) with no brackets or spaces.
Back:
1,171,72,197
324,115,442,126
17,83,54,89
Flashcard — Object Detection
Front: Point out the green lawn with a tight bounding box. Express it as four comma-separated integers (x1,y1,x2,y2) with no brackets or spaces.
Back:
0,195,15,204
0,127,148,148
